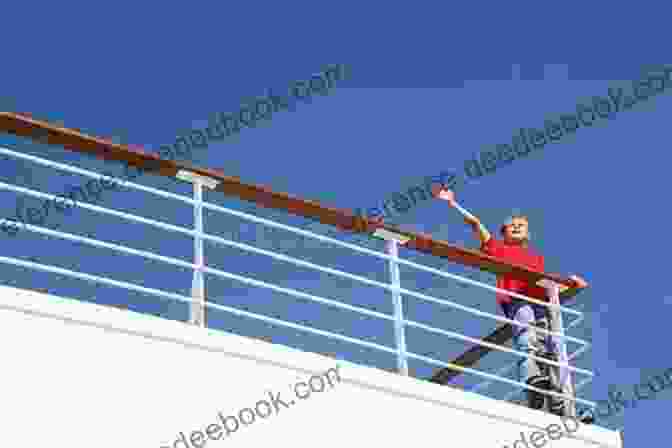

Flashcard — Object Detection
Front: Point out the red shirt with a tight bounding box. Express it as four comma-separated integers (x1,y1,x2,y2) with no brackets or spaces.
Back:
481,238,547,304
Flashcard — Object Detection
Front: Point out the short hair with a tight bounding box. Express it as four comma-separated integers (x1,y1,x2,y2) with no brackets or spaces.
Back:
500,215,532,241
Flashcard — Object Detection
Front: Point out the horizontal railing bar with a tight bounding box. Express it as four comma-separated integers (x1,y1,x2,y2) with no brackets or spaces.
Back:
478,318,589,391
201,268,397,323
201,298,399,356
501,369,595,405
407,351,596,408
405,318,592,377
396,285,588,346
471,304,590,393
200,199,392,255
469,362,517,393
470,339,593,394
0,180,203,237
469,336,592,393
16,221,199,271
0,255,191,305
0,146,197,207
397,258,580,315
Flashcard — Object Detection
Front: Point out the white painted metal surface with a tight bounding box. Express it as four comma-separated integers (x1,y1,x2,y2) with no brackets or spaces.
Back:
0,286,622,448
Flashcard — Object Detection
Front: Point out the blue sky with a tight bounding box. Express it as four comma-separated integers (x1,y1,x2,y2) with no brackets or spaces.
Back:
2,1,671,443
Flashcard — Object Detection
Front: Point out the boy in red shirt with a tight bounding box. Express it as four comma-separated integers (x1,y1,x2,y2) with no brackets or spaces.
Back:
433,187,587,415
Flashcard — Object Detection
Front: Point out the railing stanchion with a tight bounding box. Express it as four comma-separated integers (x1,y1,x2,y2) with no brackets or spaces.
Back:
386,239,408,375
190,181,206,327
546,281,576,417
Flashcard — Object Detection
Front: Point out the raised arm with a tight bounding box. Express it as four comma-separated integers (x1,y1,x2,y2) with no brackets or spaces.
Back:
431,186,491,245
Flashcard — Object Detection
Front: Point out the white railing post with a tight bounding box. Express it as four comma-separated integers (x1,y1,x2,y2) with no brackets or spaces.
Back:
545,281,576,417
190,181,206,327
386,239,408,375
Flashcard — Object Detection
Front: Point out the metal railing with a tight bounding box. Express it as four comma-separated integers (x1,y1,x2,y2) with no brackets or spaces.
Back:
0,139,595,410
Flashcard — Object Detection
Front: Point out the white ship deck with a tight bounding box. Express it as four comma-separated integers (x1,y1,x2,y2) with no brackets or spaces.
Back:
0,285,621,448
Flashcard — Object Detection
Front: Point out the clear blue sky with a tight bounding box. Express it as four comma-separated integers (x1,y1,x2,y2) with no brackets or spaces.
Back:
2,1,670,443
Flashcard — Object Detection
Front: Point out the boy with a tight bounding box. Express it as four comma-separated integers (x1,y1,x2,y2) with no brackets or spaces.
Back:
433,187,588,415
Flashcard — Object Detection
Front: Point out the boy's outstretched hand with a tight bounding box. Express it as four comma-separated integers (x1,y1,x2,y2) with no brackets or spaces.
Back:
431,184,456,206
431,185,480,227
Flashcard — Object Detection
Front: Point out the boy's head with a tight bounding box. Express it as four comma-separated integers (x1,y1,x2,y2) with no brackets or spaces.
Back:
500,215,530,245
